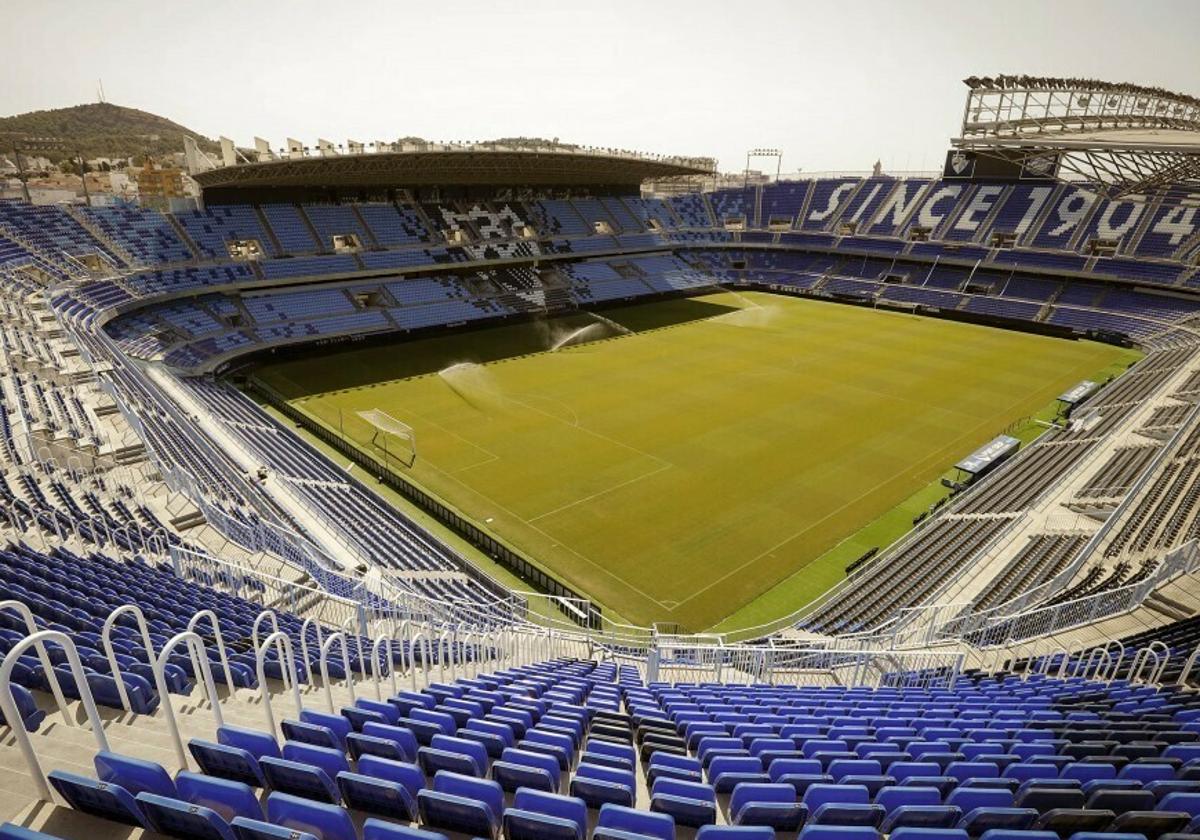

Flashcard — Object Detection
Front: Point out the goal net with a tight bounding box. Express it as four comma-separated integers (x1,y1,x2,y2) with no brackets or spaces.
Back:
356,409,417,468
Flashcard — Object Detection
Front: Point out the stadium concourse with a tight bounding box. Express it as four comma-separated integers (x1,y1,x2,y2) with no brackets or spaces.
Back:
4,145,1200,840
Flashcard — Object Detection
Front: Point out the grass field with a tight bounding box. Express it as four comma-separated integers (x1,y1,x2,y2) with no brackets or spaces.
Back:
251,291,1139,631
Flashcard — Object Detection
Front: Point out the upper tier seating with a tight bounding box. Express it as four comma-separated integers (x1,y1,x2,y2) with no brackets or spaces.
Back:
0,200,115,261
79,205,193,264
260,205,320,253
174,205,278,258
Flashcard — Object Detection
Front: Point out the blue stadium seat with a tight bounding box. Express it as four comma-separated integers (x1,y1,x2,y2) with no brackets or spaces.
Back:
188,739,266,788
361,820,448,840
416,771,504,838
797,825,881,840
890,829,971,840
361,721,419,761
93,751,176,799
594,803,675,840
729,782,807,830
266,792,355,840
804,783,885,827
47,770,149,827
336,771,417,821
347,732,407,762
649,777,717,827
136,792,235,840
502,789,588,840
281,720,340,751
259,757,339,804
175,771,264,823
709,755,769,793
0,826,65,840
491,746,560,792
570,762,636,808
695,829,775,840
229,817,317,840
0,685,45,731
217,726,280,762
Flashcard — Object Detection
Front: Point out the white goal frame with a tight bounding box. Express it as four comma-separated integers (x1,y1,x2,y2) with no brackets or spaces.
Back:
356,409,417,468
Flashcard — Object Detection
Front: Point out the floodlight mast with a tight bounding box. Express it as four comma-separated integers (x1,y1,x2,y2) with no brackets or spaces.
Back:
745,148,783,188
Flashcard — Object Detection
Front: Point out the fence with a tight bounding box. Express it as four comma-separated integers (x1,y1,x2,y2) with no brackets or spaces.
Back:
950,540,1200,647
643,640,965,688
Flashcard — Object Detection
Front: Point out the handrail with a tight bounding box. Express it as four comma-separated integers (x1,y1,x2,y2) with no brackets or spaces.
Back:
1127,646,1149,682
1131,647,1162,684
251,609,280,653
1148,640,1171,684
409,631,428,691
341,616,366,682
0,600,71,715
1,631,110,801
320,632,355,714
154,631,223,769
465,628,480,679
1177,641,1200,688
100,604,157,713
392,619,411,690
300,616,324,690
187,609,236,695
371,634,394,700
438,628,453,684
255,630,303,735
1077,647,1112,682
1104,640,1127,681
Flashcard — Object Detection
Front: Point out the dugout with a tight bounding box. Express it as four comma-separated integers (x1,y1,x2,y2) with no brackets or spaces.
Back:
949,434,1021,488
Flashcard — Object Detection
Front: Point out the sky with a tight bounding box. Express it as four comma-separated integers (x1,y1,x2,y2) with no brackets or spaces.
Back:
4,0,1199,174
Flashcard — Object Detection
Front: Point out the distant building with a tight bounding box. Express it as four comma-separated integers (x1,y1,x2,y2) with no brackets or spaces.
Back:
26,187,79,205
108,171,136,199
135,159,189,209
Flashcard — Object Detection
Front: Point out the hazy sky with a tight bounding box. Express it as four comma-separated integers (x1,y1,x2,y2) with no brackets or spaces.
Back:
5,0,1198,173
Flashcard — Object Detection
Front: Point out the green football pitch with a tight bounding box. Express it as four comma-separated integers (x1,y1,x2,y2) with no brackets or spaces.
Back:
250,291,1138,631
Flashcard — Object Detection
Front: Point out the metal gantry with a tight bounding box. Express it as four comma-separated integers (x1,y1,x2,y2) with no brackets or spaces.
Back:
952,77,1200,199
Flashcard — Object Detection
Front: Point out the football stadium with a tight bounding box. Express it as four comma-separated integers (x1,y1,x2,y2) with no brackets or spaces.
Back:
4,10,1200,836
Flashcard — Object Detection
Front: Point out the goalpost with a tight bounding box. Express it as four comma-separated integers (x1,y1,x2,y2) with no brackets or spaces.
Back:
356,409,417,468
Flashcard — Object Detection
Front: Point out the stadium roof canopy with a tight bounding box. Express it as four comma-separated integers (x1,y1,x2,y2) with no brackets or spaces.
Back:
190,141,714,195
950,76,1200,198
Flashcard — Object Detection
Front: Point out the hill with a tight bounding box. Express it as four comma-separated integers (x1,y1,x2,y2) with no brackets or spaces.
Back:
0,102,218,162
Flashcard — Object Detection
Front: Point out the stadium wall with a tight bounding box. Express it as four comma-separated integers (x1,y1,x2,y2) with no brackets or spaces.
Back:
739,278,1096,341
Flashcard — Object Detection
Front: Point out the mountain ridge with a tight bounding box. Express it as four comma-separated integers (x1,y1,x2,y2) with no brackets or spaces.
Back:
0,102,218,162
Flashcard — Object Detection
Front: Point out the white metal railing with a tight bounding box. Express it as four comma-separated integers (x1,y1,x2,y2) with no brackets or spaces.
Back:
1130,641,1171,684
255,630,303,736
0,600,70,713
957,539,1200,647
186,609,236,694
153,631,223,769
101,603,157,713
371,634,396,699
320,632,356,714
176,549,364,639
0,631,110,801
1178,641,1200,688
645,640,965,688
